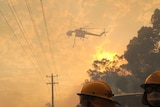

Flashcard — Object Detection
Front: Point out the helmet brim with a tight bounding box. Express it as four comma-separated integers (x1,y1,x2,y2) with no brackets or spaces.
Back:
141,84,160,89
77,93,121,105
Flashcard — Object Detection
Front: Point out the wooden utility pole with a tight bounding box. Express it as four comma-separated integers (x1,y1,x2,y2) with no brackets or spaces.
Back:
47,73,58,107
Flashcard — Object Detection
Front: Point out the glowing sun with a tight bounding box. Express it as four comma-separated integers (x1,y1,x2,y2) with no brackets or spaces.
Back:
92,50,116,61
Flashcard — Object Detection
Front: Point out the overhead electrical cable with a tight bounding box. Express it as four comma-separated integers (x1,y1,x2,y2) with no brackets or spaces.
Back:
40,1,63,105
0,10,46,82
25,0,51,74
5,0,48,83
40,0,56,74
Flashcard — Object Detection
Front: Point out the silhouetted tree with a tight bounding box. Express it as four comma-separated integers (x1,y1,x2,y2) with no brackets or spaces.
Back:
151,9,160,34
87,8,160,94
87,55,130,94
122,8,160,90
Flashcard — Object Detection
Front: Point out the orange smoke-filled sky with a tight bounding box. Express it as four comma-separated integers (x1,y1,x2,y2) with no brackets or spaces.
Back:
0,0,159,107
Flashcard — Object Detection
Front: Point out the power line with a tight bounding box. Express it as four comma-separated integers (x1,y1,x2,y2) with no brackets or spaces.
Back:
39,7,61,104
25,0,51,74
6,0,43,71
5,0,48,83
40,0,56,73
0,11,23,53
0,9,47,82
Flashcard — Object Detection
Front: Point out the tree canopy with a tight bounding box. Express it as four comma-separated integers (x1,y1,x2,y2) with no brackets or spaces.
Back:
87,8,160,94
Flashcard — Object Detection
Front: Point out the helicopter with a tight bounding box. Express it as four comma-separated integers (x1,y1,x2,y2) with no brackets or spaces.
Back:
66,27,106,39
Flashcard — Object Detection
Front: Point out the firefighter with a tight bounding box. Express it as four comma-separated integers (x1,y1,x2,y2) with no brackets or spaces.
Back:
141,70,160,107
77,80,120,107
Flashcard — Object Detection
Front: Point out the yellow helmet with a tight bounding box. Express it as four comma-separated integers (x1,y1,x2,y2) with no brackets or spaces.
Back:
141,70,160,105
77,80,117,103
141,70,160,88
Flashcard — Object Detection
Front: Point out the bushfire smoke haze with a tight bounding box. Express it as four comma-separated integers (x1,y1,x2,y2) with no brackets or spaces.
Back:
0,0,159,107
